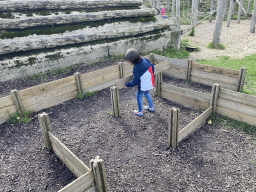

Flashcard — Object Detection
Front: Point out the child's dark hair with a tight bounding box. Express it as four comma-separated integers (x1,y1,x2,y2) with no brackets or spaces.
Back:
124,48,141,65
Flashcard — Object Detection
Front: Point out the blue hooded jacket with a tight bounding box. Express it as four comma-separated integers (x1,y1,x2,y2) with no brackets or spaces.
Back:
125,58,155,91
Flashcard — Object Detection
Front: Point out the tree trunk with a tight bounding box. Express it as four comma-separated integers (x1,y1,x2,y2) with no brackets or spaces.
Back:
191,0,198,26
237,0,244,23
176,0,181,28
247,0,252,14
250,0,256,33
172,0,176,16
227,0,234,27
166,0,171,11
187,0,190,16
209,0,215,22
222,0,229,20
213,0,228,45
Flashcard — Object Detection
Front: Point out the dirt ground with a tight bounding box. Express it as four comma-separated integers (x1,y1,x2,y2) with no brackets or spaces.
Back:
1,21,256,191
181,19,256,60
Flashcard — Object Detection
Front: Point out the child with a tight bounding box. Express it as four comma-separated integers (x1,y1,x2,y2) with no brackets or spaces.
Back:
124,48,155,117
160,5,165,18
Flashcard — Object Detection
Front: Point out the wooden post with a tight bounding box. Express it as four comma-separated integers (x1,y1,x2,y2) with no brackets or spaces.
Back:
75,72,84,95
155,72,162,96
149,53,154,64
210,84,216,107
213,84,220,114
168,107,179,148
90,156,108,192
110,86,120,117
38,112,52,150
10,89,24,116
186,59,192,81
119,62,124,79
237,67,247,92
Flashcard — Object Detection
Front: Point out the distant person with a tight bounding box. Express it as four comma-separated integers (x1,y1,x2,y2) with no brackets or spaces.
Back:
161,5,168,19
124,48,155,117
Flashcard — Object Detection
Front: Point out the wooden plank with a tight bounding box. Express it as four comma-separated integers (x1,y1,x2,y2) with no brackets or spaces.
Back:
115,75,133,89
161,90,210,110
190,76,237,91
19,75,76,100
192,63,240,78
26,90,77,112
216,106,256,126
154,60,170,74
153,54,187,67
161,83,211,103
191,69,238,85
0,117,9,125
0,105,16,119
178,106,213,143
22,83,77,108
85,185,97,192
219,88,256,108
80,65,119,86
11,90,24,115
144,54,150,61
163,70,187,80
58,171,95,192
84,79,116,93
0,95,14,109
49,132,90,177
238,67,247,92
217,98,256,117
81,72,119,89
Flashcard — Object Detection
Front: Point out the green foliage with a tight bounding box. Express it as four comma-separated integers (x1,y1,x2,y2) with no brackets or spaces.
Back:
0,12,13,18
197,53,256,95
188,27,195,36
207,42,226,50
85,91,98,97
130,16,156,23
211,114,256,138
8,110,32,124
76,93,85,100
27,57,37,65
108,111,113,115
45,52,63,61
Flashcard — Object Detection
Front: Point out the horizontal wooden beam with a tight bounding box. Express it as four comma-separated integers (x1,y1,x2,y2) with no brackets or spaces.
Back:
58,171,95,192
178,106,213,143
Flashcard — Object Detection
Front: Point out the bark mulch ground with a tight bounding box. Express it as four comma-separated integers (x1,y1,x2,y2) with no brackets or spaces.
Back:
1,60,256,191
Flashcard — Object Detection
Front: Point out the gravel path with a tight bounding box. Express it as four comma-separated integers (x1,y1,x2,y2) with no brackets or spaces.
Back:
181,19,256,60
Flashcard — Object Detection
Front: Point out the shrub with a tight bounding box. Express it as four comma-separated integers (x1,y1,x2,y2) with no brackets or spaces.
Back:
207,42,226,50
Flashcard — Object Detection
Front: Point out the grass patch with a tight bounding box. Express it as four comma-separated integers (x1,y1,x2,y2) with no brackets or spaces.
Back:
210,114,256,138
76,93,85,100
197,53,256,95
85,91,98,97
188,27,195,36
8,110,32,124
207,42,226,50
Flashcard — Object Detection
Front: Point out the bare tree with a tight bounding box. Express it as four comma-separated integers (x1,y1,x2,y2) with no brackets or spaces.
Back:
227,0,234,27
172,0,176,16
209,0,215,22
166,0,171,11
176,0,181,28
191,0,199,26
247,0,252,14
222,0,229,20
237,0,244,23
213,0,228,45
250,0,256,33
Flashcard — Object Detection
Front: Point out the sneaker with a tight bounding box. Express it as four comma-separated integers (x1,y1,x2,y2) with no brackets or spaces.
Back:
144,106,155,112
133,110,144,116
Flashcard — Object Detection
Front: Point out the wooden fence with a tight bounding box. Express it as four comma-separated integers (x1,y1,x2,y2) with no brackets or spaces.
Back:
152,54,247,92
0,55,151,125
39,112,108,192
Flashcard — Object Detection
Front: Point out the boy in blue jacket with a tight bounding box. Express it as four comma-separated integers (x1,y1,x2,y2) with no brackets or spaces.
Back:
124,48,155,116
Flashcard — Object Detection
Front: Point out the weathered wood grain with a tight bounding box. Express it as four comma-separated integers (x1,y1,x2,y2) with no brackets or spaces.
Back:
190,76,237,91
192,63,240,78
25,90,77,112
154,60,170,74
163,69,187,80
58,171,95,192
161,83,211,103
22,83,77,108
161,90,209,110
191,69,238,85
0,105,16,119
115,76,133,89
153,54,187,67
19,76,76,100
178,106,213,143
49,132,90,177
0,95,14,109
216,106,256,126
219,88,256,108
217,98,256,117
